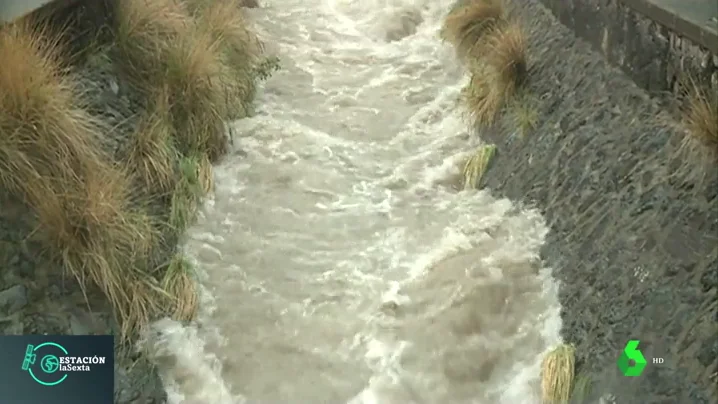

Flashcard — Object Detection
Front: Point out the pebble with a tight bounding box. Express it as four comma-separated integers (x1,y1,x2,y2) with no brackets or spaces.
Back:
0,284,28,315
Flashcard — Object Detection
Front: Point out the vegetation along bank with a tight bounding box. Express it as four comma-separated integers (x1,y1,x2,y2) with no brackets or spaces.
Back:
0,0,278,401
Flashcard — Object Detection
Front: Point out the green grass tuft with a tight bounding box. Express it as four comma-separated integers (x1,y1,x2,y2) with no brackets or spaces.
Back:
508,90,539,137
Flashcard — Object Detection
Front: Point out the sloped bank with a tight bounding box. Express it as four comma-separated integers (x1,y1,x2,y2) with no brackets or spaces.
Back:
0,0,276,402
444,0,716,403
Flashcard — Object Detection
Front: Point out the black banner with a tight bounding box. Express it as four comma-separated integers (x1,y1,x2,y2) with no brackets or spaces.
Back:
0,335,114,403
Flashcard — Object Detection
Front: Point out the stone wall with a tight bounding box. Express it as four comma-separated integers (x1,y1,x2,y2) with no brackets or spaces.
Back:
538,0,717,97
477,1,717,403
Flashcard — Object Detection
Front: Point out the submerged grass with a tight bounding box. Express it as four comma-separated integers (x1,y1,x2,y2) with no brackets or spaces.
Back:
541,343,576,404
462,144,496,190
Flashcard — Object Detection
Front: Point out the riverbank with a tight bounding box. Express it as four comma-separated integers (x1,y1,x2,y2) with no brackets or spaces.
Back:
0,0,275,401
447,0,716,402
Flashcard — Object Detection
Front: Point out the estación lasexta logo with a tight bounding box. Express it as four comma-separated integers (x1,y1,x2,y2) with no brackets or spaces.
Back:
21,342,69,386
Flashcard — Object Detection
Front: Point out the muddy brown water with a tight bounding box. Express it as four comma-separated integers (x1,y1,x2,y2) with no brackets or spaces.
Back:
143,1,564,403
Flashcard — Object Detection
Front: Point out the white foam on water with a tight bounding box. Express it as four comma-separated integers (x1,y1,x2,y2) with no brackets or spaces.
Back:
143,0,564,403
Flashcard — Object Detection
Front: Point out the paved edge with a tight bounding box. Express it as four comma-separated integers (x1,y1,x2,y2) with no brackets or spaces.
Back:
620,0,718,54
623,0,717,53
539,0,718,96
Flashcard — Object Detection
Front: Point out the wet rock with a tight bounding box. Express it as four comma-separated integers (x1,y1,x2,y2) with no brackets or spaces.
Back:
0,313,24,335
69,310,94,335
0,284,28,315
114,353,167,404
383,9,423,42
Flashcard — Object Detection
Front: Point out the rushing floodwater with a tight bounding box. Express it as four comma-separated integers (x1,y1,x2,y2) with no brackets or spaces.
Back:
145,0,563,402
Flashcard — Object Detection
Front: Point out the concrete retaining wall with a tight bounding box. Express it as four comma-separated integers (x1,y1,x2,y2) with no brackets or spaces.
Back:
538,0,718,96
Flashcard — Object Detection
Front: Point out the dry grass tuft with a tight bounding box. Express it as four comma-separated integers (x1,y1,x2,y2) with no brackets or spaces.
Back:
541,343,576,404
484,22,527,95
441,0,506,60
125,96,179,195
189,0,264,119
113,0,230,161
169,155,203,232
2,0,269,341
460,20,527,127
0,21,102,194
0,21,166,340
197,153,215,194
33,162,164,339
681,79,718,160
461,66,504,127
162,253,199,321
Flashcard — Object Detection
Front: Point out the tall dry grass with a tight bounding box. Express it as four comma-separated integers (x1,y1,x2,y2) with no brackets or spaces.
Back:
441,0,506,60
461,20,527,127
1,0,272,340
112,0,230,162
161,253,199,321
169,155,204,233
681,78,718,160
187,0,264,119
0,21,166,339
541,344,576,404
124,93,179,196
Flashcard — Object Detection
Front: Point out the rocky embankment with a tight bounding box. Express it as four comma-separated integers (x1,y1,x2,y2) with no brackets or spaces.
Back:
0,0,272,402
477,1,717,403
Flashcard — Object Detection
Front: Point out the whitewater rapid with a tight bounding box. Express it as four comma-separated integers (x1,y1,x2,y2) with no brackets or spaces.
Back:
144,0,563,402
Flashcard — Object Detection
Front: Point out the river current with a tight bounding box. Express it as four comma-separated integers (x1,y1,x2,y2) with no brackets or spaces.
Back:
145,0,563,402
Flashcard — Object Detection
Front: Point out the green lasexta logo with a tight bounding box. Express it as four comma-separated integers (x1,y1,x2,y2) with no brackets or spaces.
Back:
617,340,647,376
